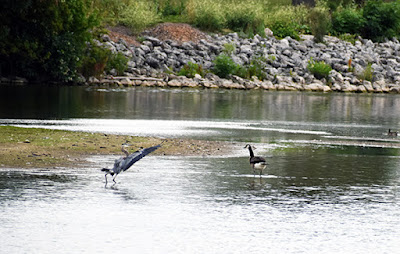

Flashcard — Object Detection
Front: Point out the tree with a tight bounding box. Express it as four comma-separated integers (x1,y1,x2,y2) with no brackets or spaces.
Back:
0,0,98,82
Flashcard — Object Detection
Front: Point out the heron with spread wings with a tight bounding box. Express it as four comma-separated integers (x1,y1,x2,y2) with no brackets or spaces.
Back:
101,144,161,186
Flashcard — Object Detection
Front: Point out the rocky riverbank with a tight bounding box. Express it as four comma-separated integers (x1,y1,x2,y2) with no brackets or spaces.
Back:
92,24,400,93
3,23,400,93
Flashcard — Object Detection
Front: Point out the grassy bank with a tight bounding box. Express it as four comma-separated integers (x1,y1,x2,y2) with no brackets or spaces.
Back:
94,0,400,42
94,0,295,36
0,126,232,168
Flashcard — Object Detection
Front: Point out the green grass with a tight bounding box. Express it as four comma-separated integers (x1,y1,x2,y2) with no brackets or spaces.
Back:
0,126,160,168
87,0,400,42
90,0,297,35
0,126,231,168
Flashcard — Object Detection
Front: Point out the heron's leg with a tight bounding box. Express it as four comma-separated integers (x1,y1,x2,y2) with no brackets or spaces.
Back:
112,174,118,184
104,174,108,187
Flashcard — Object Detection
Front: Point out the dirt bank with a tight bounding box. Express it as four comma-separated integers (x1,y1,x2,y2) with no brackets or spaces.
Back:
0,126,235,169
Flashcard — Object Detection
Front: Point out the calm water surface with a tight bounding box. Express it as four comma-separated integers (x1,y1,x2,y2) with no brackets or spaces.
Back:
1,85,400,253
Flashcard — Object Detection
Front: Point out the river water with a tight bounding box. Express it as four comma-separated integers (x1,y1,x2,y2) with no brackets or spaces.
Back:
0,85,400,253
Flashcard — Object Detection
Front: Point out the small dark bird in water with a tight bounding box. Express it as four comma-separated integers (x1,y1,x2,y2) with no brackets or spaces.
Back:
244,144,267,178
101,144,161,186
388,129,398,137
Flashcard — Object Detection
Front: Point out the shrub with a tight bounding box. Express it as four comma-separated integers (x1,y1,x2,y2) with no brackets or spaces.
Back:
106,52,129,75
340,33,358,44
307,57,332,80
357,63,374,81
361,0,400,42
324,0,358,11
308,7,331,43
222,43,236,55
178,61,205,78
80,43,128,78
225,7,255,32
269,21,301,40
332,7,365,35
193,9,224,31
225,5,265,37
119,0,160,32
236,55,267,80
265,5,309,39
89,0,130,25
80,43,110,78
157,0,186,16
212,54,239,78
188,0,225,31
242,63,266,80
234,65,249,79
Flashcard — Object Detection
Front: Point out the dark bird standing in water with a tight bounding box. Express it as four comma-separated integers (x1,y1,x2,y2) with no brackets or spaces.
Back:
388,129,398,137
244,144,267,178
101,144,161,186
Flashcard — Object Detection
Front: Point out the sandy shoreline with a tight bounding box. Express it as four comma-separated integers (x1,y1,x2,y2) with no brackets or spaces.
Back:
0,126,237,169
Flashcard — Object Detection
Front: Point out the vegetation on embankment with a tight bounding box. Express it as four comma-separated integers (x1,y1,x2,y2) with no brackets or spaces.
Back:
0,126,232,168
2,0,400,83
91,0,400,42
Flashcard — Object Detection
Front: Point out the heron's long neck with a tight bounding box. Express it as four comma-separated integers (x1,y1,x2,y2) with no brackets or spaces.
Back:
121,146,129,157
248,146,254,158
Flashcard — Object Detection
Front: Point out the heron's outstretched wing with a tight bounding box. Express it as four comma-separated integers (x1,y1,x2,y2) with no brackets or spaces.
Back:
121,144,161,171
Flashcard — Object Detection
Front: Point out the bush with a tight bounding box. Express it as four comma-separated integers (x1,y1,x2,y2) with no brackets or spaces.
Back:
242,64,266,80
212,54,239,78
178,61,205,78
193,9,224,31
188,0,225,31
222,43,236,55
308,7,331,43
361,0,400,42
80,44,110,78
357,63,374,81
307,58,332,80
119,0,160,32
323,0,359,11
89,0,130,25
265,5,309,39
81,43,128,78
225,6,265,37
106,52,129,75
157,0,186,16
226,8,254,32
339,33,358,44
236,55,267,80
332,7,365,35
269,21,301,40
212,52,267,80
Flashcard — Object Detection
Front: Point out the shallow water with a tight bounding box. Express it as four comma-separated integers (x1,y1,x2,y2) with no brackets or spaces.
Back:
1,86,400,253
1,154,399,253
